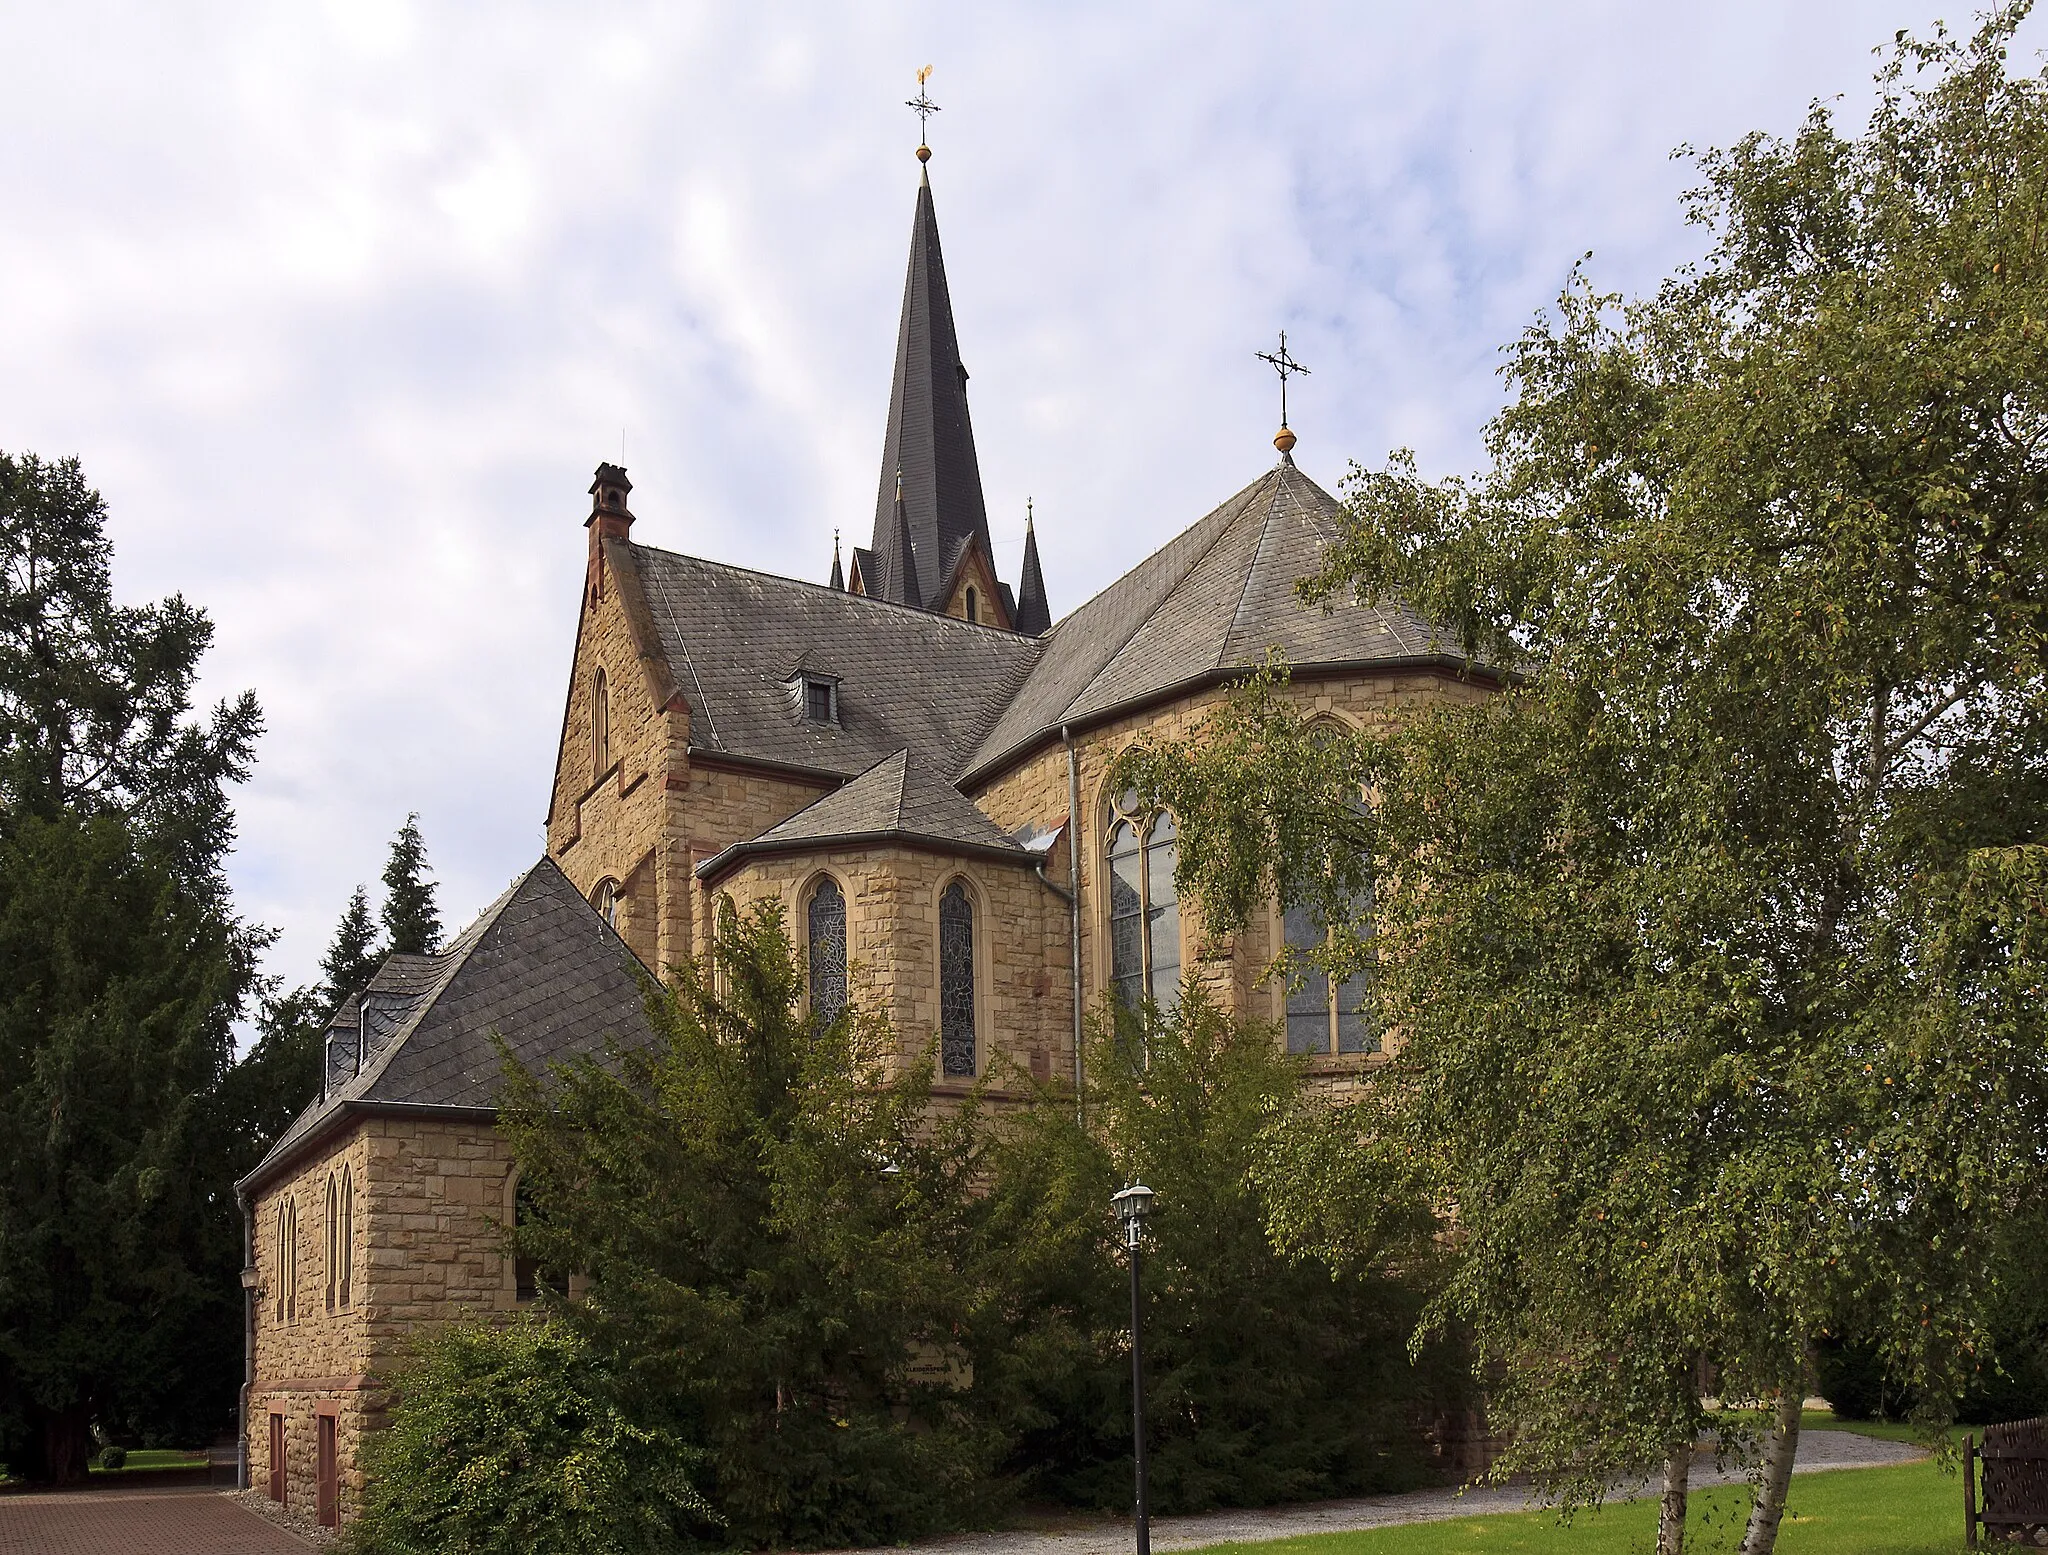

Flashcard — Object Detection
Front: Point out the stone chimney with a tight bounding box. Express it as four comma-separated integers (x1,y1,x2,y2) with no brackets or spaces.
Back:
587,462,634,542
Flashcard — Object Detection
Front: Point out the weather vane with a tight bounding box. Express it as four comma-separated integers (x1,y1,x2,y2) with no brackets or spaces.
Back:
1256,330,1310,431
906,65,939,158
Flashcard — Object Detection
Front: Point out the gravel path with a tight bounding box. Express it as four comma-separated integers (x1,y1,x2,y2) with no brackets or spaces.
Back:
837,1429,1926,1555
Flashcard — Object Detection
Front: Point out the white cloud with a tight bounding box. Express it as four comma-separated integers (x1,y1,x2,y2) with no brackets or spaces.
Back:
0,0,2020,998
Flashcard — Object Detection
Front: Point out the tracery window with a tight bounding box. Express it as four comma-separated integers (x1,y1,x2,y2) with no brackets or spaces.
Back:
592,669,611,775
593,877,619,929
1283,888,1377,1055
1106,791,1180,1012
712,894,739,1000
938,881,977,1077
807,876,847,1021
273,1197,299,1325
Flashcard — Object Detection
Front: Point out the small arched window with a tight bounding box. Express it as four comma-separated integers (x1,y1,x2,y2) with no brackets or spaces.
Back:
1283,888,1376,1055
593,878,619,929
939,881,977,1077
807,877,847,1021
1106,792,1181,1012
274,1197,299,1325
324,1174,337,1312
592,669,611,775
964,586,979,623
712,894,739,1000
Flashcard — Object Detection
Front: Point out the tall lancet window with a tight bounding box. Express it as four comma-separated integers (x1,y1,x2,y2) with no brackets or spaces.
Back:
592,669,611,775
1107,794,1181,1013
807,877,847,1021
1283,889,1376,1055
938,881,976,1077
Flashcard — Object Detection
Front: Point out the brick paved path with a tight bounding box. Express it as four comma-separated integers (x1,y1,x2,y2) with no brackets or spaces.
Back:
0,1484,308,1554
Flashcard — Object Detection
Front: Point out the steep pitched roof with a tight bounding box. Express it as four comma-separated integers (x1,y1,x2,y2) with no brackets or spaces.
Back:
623,541,1040,779
961,460,1450,785
240,858,658,1192
696,748,1026,880
867,167,993,608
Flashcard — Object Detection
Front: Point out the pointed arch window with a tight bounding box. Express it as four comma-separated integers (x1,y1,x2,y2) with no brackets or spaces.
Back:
273,1197,299,1326
807,877,847,1021
592,669,611,775
964,586,979,623
712,893,739,1000
593,878,619,929
325,1167,354,1312
1106,792,1181,1012
939,881,977,1077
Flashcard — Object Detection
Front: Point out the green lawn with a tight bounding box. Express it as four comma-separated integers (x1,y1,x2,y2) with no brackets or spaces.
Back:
1196,1460,1967,1555
91,1447,208,1473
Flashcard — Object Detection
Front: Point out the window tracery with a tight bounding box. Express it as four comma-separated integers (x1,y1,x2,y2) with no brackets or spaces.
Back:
807,877,847,1021
939,881,976,1077
1106,789,1180,1013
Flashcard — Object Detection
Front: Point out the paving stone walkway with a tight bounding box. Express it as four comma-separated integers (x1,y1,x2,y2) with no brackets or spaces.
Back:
831,1428,1927,1555
0,1483,309,1554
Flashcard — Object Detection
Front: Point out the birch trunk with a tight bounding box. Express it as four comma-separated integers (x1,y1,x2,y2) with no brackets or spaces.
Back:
1739,1385,1803,1555
1658,1441,1692,1555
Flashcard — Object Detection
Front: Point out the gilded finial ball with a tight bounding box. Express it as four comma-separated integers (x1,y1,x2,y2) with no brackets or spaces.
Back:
916,143,932,163
1274,425,1297,455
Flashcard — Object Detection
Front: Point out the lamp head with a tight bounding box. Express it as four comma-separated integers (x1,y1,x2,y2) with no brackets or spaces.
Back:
1111,1182,1155,1246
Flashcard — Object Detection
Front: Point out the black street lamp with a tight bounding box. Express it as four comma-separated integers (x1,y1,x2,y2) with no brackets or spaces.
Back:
1111,1182,1156,1555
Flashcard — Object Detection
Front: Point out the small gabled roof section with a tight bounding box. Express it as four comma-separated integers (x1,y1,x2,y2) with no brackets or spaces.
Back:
240,857,659,1195
696,748,1026,883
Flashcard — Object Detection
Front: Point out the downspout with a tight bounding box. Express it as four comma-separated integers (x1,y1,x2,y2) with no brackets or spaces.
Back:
1064,726,1084,1127
236,1187,255,1491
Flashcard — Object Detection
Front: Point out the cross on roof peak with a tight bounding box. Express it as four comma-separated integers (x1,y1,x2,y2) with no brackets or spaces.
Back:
907,65,939,162
1255,329,1310,457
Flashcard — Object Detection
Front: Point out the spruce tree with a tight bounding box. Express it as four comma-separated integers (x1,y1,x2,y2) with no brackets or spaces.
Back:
320,884,382,1005
379,814,440,956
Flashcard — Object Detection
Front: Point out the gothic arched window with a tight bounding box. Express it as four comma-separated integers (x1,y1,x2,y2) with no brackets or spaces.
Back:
274,1197,298,1326
1283,886,1376,1055
592,878,619,929
1107,792,1181,1012
964,586,979,623
592,669,611,775
939,881,977,1077
807,877,847,1021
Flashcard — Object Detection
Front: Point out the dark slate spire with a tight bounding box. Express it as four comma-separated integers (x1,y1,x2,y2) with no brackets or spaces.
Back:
867,160,993,608
1013,499,1051,636
829,530,845,591
885,471,923,607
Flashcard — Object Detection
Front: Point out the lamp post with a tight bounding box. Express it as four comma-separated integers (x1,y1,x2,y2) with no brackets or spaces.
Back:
1111,1182,1156,1555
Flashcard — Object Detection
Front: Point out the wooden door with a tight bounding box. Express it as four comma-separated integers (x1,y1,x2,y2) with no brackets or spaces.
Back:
267,1412,285,1502
316,1414,338,1528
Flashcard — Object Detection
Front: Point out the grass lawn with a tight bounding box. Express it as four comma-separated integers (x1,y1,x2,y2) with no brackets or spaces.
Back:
1196,1460,1968,1555
91,1447,208,1473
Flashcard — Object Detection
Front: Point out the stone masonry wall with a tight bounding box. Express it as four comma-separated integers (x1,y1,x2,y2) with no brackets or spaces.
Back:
710,844,1070,1097
247,1115,527,1530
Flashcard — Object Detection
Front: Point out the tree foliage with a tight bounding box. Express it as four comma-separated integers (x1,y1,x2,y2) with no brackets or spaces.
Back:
978,991,1455,1514
1115,14,2048,1554
0,452,264,1480
322,884,382,1008
496,899,1002,1549
347,1313,715,1555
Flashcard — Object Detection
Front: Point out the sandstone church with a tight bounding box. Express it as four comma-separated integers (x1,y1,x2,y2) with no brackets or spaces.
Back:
233,143,1497,1528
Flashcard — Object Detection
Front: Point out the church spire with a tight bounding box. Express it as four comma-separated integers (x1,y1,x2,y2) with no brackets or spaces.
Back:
867,134,993,609
885,469,923,607
828,529,844,591
1013,498,1051,636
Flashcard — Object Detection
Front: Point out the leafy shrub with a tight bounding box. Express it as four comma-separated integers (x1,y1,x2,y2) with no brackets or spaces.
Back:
97,1444,126,1470
346,1313,713,1555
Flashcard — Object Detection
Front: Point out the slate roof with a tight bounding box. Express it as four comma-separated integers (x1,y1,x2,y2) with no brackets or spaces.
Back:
1013,517,1051,637
626,543,1039,779
239,857,659,1193
867,165,994,608
960,459,1449,785
697,748,1026,880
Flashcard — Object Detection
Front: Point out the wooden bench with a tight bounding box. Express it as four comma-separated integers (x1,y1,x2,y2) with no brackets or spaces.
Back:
1967,1416,2048,1548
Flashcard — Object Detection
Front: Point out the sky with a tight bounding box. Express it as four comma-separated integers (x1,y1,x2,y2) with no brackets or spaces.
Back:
0,0,2027,1002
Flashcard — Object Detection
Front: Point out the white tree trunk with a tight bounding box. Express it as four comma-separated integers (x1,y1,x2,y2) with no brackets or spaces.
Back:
1739,1386,1803,1555
1659,1441,1692,1555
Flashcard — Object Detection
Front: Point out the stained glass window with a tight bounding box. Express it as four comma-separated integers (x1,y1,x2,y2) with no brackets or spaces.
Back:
1106,796,1181,1015
939,881,976,1077
808,877,847,1021
1282,882,1377,1054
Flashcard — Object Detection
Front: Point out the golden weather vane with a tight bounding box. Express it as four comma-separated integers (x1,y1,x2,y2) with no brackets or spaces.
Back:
907,65,939,159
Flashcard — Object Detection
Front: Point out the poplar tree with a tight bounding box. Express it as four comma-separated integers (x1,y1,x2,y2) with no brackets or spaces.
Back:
1115,14,2048,1554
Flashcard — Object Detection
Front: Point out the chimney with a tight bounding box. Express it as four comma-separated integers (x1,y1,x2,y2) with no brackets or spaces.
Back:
587,463,634,543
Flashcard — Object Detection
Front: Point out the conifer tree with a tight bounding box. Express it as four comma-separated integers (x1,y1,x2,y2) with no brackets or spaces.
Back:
379,814,440,956
320,884,382,1005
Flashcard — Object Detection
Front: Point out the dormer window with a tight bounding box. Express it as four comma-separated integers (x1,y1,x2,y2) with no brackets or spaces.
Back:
803,676,837,724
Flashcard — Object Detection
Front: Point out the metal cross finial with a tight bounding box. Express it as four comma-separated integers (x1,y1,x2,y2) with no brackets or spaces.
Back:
1256,330,1311,430
906,65,940,147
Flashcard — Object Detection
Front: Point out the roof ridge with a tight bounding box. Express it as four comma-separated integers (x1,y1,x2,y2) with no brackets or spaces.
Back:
1217,470,1293,670
627,540,1040,640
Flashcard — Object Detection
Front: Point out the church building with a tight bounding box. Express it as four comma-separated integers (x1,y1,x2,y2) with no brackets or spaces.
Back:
234,141,1496,1529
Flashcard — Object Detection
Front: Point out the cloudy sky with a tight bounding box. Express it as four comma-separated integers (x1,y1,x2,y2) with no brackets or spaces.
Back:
0,1,2023,1000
